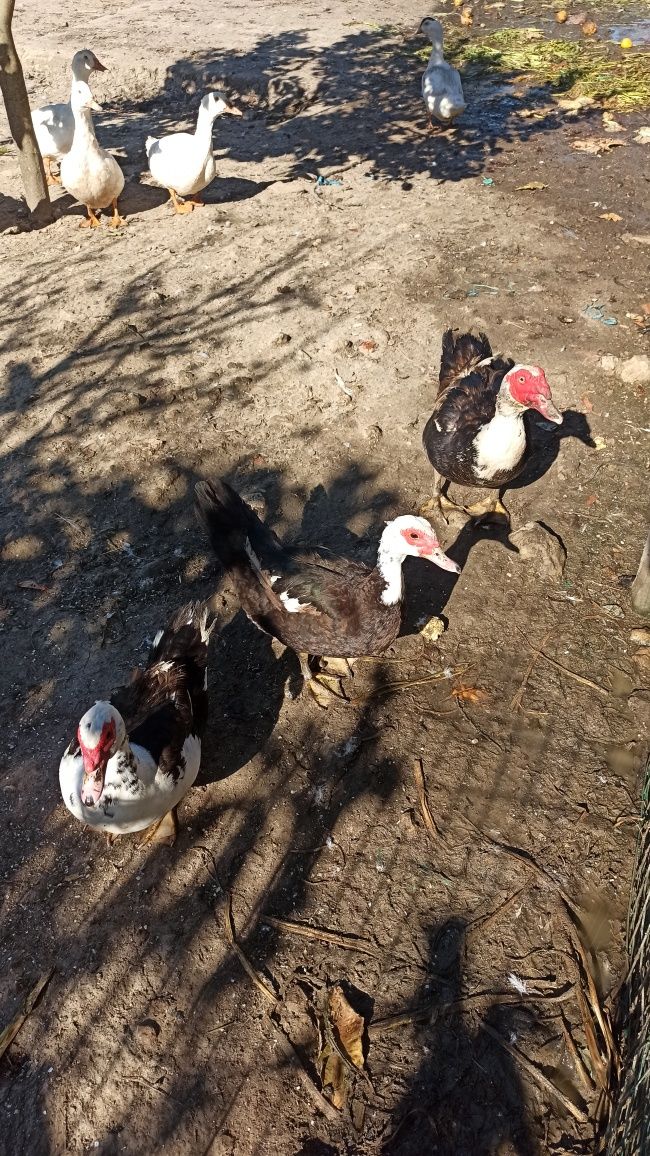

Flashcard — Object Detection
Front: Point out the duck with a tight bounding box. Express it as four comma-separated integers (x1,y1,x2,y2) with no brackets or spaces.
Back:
418,18,466,127
59,603,214,843
195,477,459,707
59,80,126,228
146,91,243,214
422,329,562,522
31,49,106,185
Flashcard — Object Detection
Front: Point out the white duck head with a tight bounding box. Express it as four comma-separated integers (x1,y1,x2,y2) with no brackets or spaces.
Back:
69,79,102,115
377,515,460,605
418,17,445,50
77,701,126,806
71,49,107,81
198,91,243,124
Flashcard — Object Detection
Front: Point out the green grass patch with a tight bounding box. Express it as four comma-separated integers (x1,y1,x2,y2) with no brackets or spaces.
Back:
414,27,650,110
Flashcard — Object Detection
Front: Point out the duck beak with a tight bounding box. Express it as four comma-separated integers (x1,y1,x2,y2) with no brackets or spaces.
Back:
80,748,109,806
225,104,243,117
92,56,107,72
428,546,461,575
534,396,563,424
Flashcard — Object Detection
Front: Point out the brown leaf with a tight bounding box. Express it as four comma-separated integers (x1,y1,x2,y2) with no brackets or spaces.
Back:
516,181,548,191
319,985,365,1110
572,137,626,156
585,494,599,508
599,212,623,222
17,580,48,592
452,682,489,704
358,339,378,353
581,394,594,412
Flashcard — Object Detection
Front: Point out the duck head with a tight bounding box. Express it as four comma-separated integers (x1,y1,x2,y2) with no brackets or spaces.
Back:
418,17,445,45
77,702,126,806
70,80,102,114
71,49,107,80
378,515,460,605
200,91,243,121
501,365,563,424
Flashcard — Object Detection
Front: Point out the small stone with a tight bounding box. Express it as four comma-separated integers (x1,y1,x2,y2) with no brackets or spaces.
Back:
420,616,445,643
509,521,566,582
600,355,619,373
273,332,292,346
133,1019,161,1049
630,628,650,647
618,355,650,385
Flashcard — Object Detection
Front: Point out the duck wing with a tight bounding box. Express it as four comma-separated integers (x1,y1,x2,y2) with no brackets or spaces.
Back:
110,603,213,773
268,546,374,622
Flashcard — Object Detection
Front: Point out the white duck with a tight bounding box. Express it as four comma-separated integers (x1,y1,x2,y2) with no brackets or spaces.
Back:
419,17,466,127
146,91,242,214
59,80,126,228
31,49,106,185
59,603,214,843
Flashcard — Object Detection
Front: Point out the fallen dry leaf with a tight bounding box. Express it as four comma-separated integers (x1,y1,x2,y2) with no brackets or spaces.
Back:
594,436,607,450
599,212,623,222
566,9,586,23
585,494,599,508
17,579,48,592
581,394,594,412
460,5,474,25
572,137,626,156
358,339,378,353
452,682,489,705
420,616,445,643
557,95,595,113
634,127,650,145
516,181,548,191
582,20,597,35
319,985,366,1110
602,113,625,134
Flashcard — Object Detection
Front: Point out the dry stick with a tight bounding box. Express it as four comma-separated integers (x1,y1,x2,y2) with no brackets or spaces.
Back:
561,1013,596,1097
264,916,379,959
510,629,553,712
0,970,54,1061
515,626,609,698
481,1021,589,1124
222,894,278,1007
412,759,443,839
265,1014,341,1125
368,985,575,1037
466,887,527,938
360,664,472,701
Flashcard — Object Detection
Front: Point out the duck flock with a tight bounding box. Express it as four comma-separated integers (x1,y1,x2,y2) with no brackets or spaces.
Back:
32,22,568,841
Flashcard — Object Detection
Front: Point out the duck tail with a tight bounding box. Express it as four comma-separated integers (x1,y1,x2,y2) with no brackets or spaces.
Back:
195,477,277,570
149,601,215,699
439,329,493,393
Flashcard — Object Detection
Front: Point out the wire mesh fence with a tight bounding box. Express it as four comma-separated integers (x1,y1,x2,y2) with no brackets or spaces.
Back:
605,754,650,1156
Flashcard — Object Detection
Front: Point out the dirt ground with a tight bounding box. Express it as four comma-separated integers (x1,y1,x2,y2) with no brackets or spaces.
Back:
1,0,650,1152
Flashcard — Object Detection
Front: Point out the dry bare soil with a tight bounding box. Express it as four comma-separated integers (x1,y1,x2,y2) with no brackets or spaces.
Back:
1,1,649,1153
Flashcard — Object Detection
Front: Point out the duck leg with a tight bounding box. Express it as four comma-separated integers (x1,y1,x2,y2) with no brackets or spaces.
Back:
169,189,194,214
45,158,61,186
80,205,102,229
464,490,510,524
107,198,126,229
420,471,466,524
298,653,348,709
140,808,178,846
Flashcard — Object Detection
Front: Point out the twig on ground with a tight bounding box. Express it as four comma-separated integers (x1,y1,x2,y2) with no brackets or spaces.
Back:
222,894,278,1007
266,1014,341,1124
510,629,553,711
561,1013,596,1096
412,759,443,839
515,627,609,697
466,887,527,937
368,984,575,1036
0,970,54,1061
481,1021,589,1123
264,916,379,958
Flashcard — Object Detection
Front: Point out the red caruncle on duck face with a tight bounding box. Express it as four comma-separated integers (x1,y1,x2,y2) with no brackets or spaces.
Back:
504,365,563,424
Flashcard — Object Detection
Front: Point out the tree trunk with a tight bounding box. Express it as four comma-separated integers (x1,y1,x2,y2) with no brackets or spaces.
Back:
0,0,52,224
631,530,650,618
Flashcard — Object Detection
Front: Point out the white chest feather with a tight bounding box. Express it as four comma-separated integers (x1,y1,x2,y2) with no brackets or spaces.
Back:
473,413,525,480
59,735,201,835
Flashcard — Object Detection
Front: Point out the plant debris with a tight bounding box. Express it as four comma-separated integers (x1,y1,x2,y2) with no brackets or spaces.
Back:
572,137,627,155
318,985,368,1109
0,970,54,1062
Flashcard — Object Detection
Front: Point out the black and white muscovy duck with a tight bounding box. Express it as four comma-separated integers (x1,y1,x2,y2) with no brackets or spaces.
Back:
59,603,214,844
195,478,459,706
422,329,562,522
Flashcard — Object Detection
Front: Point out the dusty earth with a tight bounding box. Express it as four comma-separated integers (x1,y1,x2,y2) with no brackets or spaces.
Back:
1,0,650,1153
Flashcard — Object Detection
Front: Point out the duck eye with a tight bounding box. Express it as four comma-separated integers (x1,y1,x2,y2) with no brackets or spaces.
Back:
518,375,526,383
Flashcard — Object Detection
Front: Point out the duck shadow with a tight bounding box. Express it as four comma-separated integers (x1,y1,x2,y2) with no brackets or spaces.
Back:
202,176,275,204
0,192,30,233
120,181,170,214
198,609,291,785
509,409,595,491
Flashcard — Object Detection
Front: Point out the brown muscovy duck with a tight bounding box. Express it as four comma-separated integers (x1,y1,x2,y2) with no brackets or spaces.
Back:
195,478,460,706
59,603,214,844
422,329,562,521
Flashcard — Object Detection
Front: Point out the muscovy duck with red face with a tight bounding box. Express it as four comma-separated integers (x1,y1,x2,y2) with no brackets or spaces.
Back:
422,329,562,521
59,603,214,844
195,478,459,706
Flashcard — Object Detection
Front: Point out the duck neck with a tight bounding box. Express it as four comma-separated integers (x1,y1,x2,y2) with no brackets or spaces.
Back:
495,386,525,422
428,41,444,64
195,107,216,144
71,106,98,150
377,542,405,607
